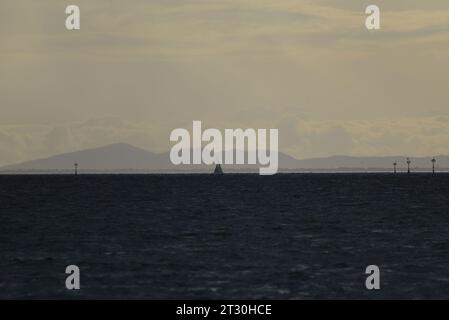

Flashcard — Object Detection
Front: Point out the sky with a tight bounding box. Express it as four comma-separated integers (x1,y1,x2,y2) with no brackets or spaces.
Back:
1,0,449,166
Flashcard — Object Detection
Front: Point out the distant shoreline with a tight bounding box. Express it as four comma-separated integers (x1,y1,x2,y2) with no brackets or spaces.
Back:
1,169,449,175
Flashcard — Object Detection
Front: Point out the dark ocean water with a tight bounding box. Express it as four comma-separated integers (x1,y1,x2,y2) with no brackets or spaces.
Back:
0,173,449,299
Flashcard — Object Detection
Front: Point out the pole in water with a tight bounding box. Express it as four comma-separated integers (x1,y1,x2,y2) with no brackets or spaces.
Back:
74,162,78,175
406,158,411,174
432,157,436,175
393,162,397,174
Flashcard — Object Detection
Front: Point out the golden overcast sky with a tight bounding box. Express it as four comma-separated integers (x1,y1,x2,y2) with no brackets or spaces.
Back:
1,0,449,165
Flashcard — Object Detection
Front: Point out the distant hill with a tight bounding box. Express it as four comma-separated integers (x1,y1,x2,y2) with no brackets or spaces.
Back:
0,143,168,172
0,143,447,173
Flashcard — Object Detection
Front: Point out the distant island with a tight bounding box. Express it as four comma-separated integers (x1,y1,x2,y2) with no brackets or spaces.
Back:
0,143,447,173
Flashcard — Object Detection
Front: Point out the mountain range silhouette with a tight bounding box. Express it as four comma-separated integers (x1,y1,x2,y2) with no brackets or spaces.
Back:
1,143,448,173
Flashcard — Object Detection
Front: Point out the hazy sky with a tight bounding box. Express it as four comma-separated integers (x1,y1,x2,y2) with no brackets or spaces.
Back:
1,0,449,165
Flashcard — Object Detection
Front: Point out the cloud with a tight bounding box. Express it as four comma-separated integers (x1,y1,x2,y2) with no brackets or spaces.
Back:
3,0,449,62
0,116,169,166
280,115,449,159
2,114,449,166
1,0,449,165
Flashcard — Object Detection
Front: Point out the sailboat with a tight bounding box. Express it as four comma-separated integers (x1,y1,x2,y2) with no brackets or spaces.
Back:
213,164,223,175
